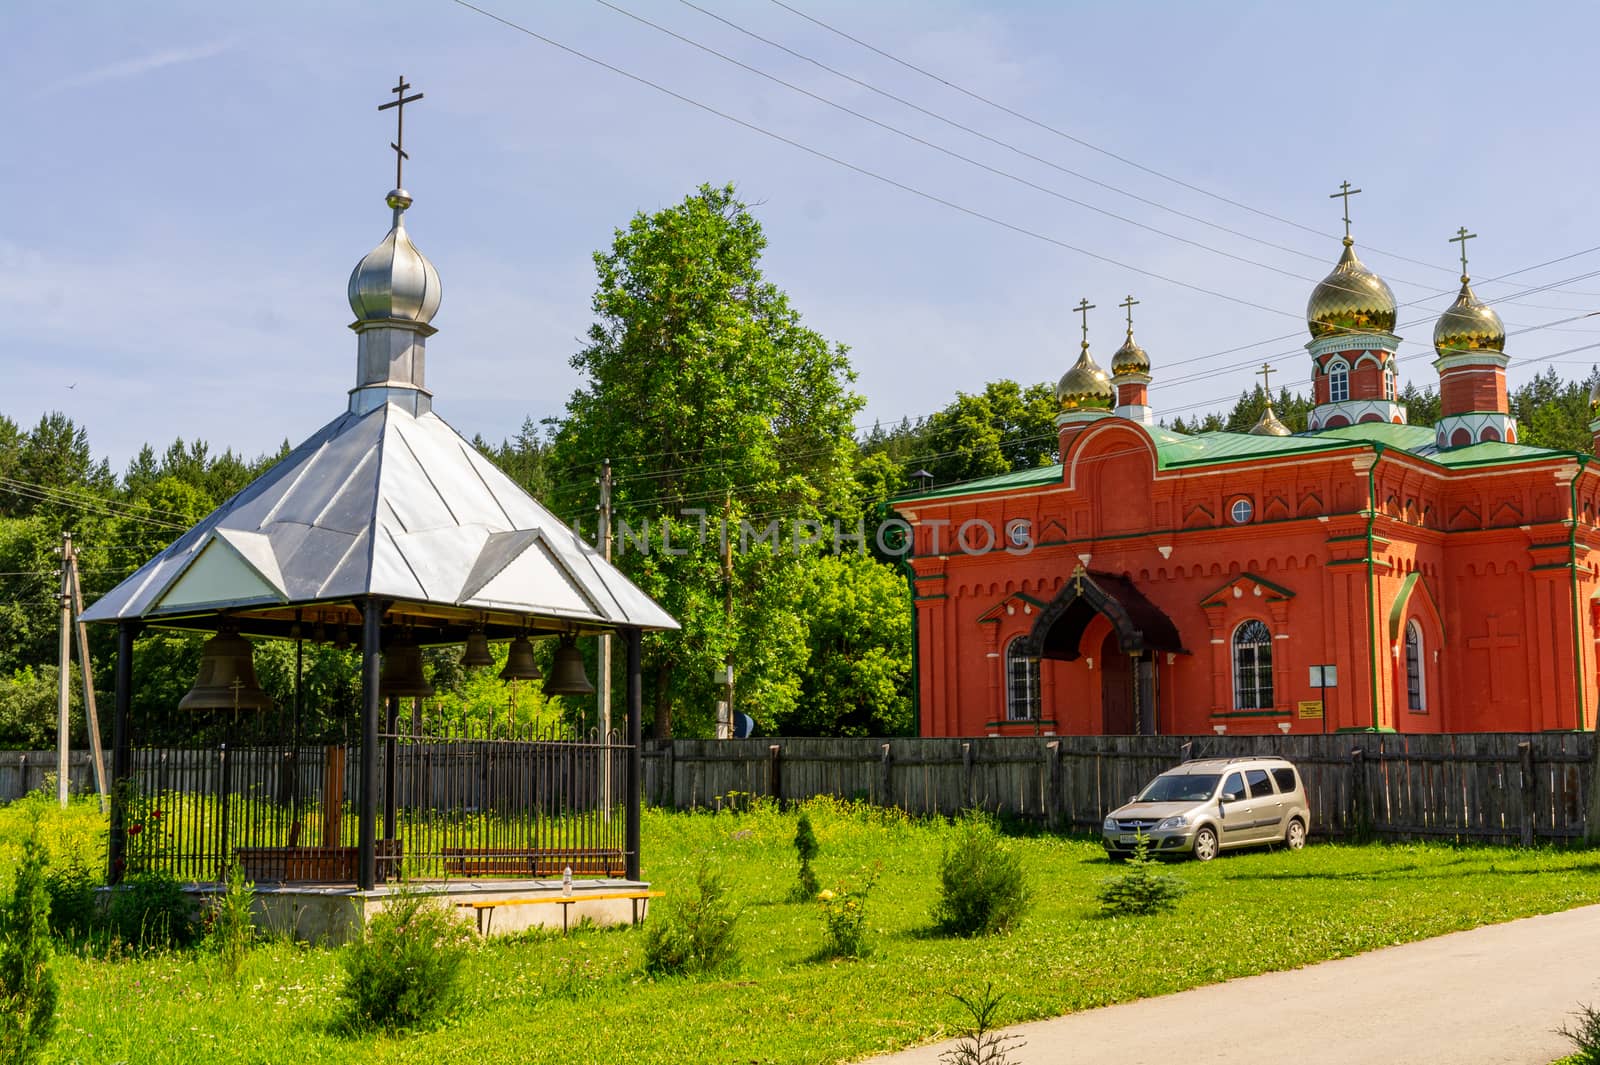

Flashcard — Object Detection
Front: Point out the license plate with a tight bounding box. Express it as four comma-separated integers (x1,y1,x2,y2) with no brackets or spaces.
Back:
1118,834,1139,845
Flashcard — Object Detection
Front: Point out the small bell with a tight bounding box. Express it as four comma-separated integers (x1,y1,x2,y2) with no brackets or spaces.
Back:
380,635,435,698
544,635,595,697
178,626,274,712
460,626,495,669
499,635,542,681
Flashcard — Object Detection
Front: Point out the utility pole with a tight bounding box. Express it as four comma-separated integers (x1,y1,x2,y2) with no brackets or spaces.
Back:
597,460,613,806
57,531,72,808
67,544,108,808
718,490,735,739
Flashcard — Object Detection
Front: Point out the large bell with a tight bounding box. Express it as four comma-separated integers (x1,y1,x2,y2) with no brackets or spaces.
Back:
460,626,495,669
499,635,542,681
380,636,435,698
178,628,274,712
544,636,595,697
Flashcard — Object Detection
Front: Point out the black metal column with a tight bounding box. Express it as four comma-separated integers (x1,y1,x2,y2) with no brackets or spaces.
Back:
108,621,136,885
358,600,382,891
625,626,642,881
383,694,399,844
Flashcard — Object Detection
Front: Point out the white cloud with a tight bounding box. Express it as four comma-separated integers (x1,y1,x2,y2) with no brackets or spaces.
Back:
38,39,235,96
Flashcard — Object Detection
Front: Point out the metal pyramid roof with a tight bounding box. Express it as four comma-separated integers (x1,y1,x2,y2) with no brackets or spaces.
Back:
82,402,678,632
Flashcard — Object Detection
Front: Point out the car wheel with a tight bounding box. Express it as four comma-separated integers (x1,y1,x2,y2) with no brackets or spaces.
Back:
1192,826,1219,862
1107,852,1128,864
1285,818,1307,851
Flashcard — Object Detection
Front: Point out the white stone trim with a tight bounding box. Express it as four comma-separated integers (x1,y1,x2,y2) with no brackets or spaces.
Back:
1435,411,1518,448
1308,400,1407,430
1115,404,1155,425
1055,409,1114,428
1433,351,1510,373
1307,332,1401,359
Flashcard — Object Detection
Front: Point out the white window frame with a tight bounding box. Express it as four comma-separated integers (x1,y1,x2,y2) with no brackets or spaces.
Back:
1383,363,1397,401
1230,498,1253,524
1327,359,1350,403
1232,619,1274,710
1005,637,1042,722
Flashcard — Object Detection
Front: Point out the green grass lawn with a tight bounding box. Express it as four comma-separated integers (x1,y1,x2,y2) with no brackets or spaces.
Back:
12,796,1600,1064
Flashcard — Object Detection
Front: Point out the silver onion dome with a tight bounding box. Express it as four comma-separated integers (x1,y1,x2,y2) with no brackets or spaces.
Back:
348,190,442,325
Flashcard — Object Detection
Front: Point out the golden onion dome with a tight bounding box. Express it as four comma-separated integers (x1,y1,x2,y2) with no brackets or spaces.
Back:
1248,404,1292,437
1110,335,1150,376
1432,277,1505,357
1057,347,1114,411
1306,238,1397,339
1590,378,1600,414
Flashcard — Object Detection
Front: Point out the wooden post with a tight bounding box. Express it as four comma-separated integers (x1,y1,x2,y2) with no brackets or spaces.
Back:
1349,746,1371,841
962,742,975,809
879,742,894,809
1518,741,1536,847
1046,740,1063,829
66,549,107,807
56,531,71,808
767,744,783,808
320,745,345,848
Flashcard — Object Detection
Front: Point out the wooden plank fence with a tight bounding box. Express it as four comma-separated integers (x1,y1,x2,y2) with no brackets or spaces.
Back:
642,733,1595,845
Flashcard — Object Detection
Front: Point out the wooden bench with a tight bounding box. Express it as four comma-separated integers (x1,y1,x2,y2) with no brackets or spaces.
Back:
236,839,402,883
458,889,663,935
439,847,626,879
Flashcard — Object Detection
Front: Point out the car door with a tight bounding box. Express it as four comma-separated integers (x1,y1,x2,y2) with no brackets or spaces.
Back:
1245,768,1284,841
1216,771,1256,846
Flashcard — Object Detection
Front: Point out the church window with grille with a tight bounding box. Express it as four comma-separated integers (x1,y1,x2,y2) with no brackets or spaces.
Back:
1405,620,1426,711
1232,619,1274,710
1005,638,1041,721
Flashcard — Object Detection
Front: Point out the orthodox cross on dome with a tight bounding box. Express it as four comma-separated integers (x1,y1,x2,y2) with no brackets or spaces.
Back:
1074,298,1095,351
1257,362,1276,394
1070,563,1087,598
378,75,424,190
1329,180,1362,241
1119,294,1139,337
1450,226,1478,281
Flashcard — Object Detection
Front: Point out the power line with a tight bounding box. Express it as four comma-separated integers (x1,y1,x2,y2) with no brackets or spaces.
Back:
447,0,1299,319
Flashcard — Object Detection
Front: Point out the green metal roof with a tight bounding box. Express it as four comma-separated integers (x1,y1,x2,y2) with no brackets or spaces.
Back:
894,462,1064,502
1154,431,1349,468
1309,422,1434,449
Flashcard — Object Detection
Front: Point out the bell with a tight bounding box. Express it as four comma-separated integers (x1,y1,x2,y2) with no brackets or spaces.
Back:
499,635,542,681
461,626,495,669
178,628,274,712
379,636,435,698
544,636,595,697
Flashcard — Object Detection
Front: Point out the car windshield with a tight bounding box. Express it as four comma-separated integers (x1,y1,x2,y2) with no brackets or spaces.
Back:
1136,772,1221,803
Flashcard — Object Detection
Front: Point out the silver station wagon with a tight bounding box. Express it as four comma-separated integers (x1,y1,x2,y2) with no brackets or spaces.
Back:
1101,756,1310,862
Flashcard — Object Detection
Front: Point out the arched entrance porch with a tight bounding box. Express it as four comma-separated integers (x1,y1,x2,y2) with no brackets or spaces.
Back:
1019,566,1187,735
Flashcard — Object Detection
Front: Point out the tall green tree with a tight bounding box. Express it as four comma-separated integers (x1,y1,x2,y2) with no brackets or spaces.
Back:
549,184,865,737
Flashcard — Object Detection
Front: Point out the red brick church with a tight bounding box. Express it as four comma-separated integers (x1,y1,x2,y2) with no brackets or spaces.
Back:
894,212,1600,736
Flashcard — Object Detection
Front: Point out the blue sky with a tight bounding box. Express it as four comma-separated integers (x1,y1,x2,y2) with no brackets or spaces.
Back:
5,0,1600,470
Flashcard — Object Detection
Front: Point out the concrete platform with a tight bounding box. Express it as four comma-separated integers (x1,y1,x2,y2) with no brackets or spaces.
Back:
181,877,656,944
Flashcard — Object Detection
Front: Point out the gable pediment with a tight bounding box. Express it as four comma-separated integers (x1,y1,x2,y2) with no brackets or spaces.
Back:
1199,572,1295,609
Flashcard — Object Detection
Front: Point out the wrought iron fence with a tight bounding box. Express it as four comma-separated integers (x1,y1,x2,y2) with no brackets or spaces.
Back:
122,721,630,883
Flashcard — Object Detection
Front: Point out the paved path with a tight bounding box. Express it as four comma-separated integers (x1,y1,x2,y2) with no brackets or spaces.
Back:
864,904,1600,1065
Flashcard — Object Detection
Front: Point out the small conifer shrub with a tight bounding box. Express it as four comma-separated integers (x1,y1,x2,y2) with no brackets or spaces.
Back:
0,835,58,1064
931,811,1031,937
337,889,472,1032
1096,833,1186,917
790,812,820,902
1558,1002,1600,1065
644,858,740,976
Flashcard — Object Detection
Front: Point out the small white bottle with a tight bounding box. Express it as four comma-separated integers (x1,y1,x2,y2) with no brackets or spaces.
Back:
562,865,573,897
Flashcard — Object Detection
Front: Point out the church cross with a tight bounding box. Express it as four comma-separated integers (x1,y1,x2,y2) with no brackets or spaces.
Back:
1257,362,1276,394
378,75,425,190
1074,298,1095,351
1466,615,1521,703
1118,294,1139,336
1070,563,1087,598
1450,226,1478,280
1329,180,1362,240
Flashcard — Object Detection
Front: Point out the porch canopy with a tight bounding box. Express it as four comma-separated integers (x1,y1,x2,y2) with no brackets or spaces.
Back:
83,133,676,889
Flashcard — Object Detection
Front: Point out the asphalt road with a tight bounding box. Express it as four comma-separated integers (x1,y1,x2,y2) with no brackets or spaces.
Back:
861,904,1600,1065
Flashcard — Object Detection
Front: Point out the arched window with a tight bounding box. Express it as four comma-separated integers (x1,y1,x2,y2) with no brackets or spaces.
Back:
1005,638,1041,721
1327,360,1350,403
1405,620,1426,712
1383,363,1397,401
1232,619,1274,710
